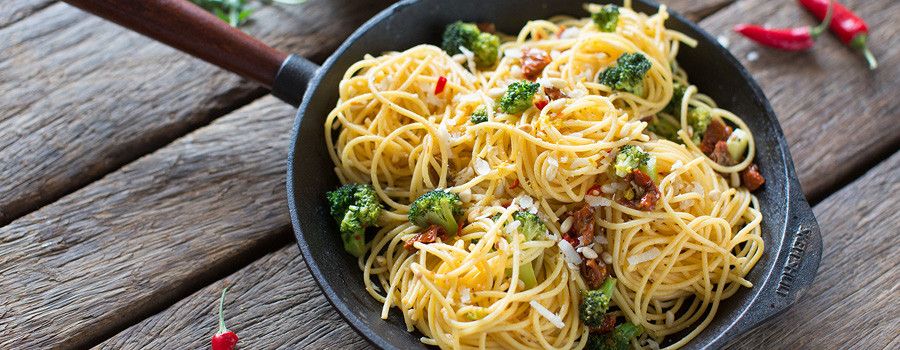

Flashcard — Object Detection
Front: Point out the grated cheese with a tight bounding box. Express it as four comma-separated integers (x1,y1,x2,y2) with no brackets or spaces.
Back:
627,247,661,266
474,158,490,176
558,239,582,265
530,301,565,328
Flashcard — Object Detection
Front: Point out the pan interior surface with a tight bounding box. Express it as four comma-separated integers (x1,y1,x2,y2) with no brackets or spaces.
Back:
287,0,811,349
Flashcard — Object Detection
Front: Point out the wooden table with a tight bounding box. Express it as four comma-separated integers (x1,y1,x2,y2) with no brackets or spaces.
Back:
1,0,897,348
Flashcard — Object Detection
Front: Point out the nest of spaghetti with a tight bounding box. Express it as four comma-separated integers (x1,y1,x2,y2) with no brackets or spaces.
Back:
323,3,765,349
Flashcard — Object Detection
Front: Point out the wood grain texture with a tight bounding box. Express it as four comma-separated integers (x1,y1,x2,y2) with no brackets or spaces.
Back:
94,245,370,350
697,0,900,201
0,97,297,349
0,0,395,226
731,151,900,349
0,0,55,28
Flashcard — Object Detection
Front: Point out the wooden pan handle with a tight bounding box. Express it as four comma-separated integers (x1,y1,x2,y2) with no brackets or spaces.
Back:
63,0,287,89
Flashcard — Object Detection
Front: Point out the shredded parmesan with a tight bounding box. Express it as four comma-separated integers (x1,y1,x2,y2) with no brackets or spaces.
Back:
504,48,524,59
474,158,490,176
627,247,661,266
487,87,507,99
558,239,582,265
505,220,521,235
530,301,565,328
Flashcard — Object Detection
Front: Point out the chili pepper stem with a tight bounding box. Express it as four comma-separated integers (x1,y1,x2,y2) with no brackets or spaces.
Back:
809,0,834,39
852,34,879,69
861,46,877,70
218,288,229,334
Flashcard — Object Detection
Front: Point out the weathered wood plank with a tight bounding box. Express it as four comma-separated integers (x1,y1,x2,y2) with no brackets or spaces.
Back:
0,0,395,226
698,0,900,201
0,96,297,349
0,0,55,28
669,0,733,22
731,151,900,349
94,245,370,350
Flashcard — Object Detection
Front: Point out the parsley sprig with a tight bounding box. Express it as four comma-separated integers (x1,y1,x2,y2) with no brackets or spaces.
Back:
190,0,307,27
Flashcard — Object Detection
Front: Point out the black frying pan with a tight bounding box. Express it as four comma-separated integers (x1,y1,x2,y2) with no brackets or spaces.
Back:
64,0,822,348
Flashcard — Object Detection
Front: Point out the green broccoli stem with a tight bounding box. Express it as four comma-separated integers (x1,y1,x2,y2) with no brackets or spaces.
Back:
615,322,643,340
599,277,617,296
342,228,366,257
518,260,538,288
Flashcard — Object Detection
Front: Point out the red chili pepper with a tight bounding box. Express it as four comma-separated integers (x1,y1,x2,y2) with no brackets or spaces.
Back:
457,221,465,235
509,179,520,189
733,1,833,51
534,100,549,110
555,25,567,39
587,185,603,196
211,288,238,350
435,76,447,94
797,0,877,69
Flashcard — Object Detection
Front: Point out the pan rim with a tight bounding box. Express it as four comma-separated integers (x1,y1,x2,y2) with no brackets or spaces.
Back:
286,0,820,349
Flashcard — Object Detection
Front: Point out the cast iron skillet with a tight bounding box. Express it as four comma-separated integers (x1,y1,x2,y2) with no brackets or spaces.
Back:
65,0,822,348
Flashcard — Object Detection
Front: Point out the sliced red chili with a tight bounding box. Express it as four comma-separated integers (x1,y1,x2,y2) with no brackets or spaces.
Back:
509,179,520,189
620,169,660,211
587,185,603,197
534,100,549,110
555,25,567,39
434,76,447,94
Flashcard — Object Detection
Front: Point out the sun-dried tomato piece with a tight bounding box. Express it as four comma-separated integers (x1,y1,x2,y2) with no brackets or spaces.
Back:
620,169,660,211
700,119,733,155
741,163,765,191
404,224,450,251
521,47,552,81
581,258,609,290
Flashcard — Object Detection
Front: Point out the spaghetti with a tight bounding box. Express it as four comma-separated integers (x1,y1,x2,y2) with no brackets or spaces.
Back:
324,3,763,349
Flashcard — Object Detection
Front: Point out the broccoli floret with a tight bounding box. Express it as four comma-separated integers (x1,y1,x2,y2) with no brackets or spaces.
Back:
513,211,547,288
580,277,617,328
441,21,500,68
662,82,687,116
472,32,500,67
597,52,652,96
687,106,712,145
614,145,657,181
326,184,383,257
470,105,489,124
409,190,463,234
585,322,644,350
646,115,681,142
513,211,546,241
591,5,620,32
494,211,548,288
499,80,540,114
